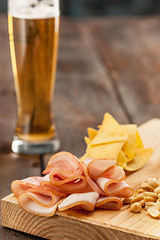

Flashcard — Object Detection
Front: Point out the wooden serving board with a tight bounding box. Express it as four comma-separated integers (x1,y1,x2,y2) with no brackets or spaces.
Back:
2,119,160,240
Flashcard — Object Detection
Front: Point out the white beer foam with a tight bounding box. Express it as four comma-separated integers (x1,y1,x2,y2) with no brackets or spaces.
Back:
8,0,60,19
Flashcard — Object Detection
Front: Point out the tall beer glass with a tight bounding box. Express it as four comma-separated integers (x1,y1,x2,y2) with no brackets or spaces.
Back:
8,0,60,155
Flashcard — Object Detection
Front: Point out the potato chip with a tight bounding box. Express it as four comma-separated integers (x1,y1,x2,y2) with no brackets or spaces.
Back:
135,131,144,150
87,128,97,140
122,125,137,161
87,141,125,160
90,113,128,146
117,151,127,168
84,128,98,146
84,136,90,146
124,148,153,171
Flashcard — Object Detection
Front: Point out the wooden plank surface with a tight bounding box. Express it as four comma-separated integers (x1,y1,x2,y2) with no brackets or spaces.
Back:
2,195,154,240
2,119,160,240
89,17,160,125
1,14,160,240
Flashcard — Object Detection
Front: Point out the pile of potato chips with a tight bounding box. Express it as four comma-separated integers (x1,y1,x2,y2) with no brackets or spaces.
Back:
81,113,153,171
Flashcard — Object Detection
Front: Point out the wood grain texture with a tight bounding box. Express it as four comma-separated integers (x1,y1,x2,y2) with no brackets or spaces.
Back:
89,17,160,125
0,194,156,240
2,119,160,240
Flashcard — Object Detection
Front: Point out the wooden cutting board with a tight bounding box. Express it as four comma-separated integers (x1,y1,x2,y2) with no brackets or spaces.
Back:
2,119,160,240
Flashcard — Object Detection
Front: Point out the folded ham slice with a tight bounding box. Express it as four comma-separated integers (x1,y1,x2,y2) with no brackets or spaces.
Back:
49,170,87,193
43,152,87,193
96,196,122,210
58,192,99,211
96,177,133,198
83,159,125,195
11,176,44,197
82,161,105,195
18,187,62,217
103,166,125,181
40,181,67,197
43,151,83,175
84,158,117,178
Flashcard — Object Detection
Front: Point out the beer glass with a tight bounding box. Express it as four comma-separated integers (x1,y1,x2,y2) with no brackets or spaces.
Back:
8,0,60,155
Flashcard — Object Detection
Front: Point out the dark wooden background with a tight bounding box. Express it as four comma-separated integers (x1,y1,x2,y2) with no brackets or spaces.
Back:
1,14,160,239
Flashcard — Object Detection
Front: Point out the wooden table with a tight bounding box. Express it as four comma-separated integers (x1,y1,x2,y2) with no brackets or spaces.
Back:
1,14,160,239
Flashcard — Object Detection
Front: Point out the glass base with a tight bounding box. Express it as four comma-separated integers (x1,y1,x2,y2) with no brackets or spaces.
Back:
12,136,60,155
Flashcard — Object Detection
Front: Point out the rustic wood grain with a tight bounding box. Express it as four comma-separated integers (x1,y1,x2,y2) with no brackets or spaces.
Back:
0,194,156,240
89,17,160,125
2,119,160,240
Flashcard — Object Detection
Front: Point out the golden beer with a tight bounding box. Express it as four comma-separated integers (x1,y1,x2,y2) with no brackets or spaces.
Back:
8,15,59,143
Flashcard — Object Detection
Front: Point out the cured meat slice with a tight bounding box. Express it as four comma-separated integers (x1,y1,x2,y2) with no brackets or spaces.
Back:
96,177,133,198
82,161,105,195
103,166,125,181
43,151,83,175
96,196,122,210
18,187,62,217
83,158,125,196
82,159,127,196
49,170,87,193
58,192,99,211
84,158,117,178
11,176,43,197
43,152,87,193
40,173,68,197
40,181,67,197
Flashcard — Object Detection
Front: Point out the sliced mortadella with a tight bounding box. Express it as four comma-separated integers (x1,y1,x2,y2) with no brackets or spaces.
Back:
11,176,44,197
96,177,133,198
58,192,99,212
43,151,83,175
18,187,62,217
96,196,122,210
85,158,117,178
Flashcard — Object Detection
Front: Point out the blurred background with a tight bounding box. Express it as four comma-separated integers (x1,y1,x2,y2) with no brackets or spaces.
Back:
1,0,160,16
